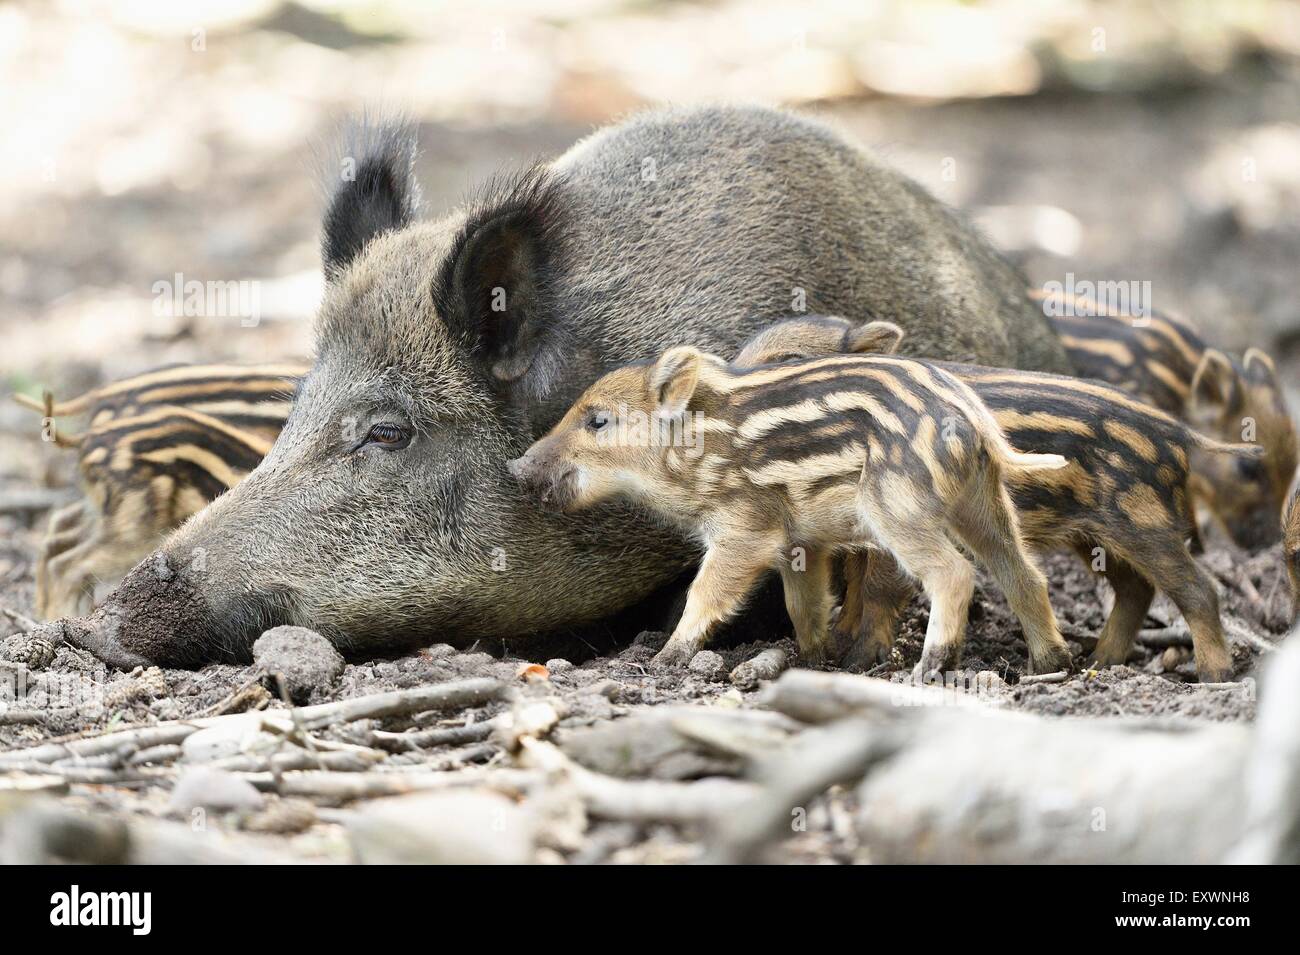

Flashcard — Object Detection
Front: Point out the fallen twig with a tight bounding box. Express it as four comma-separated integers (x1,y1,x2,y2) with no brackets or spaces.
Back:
1,803,302,864
212,749,382,774
1225,618,1276,655
705,718,901,864
1018,670,1068,686
240,767,540,802
127,744,183,767
0,760,164,785
0,604,38,631
0,723,199,768
0,707,43,726
0,677,509,767
762,669,991,725
1138,627,1192,649
296,678,508,730
0,488,76,516
0,771,68,794
518,737,758,823
372,719,497,753
1210,563,1273,627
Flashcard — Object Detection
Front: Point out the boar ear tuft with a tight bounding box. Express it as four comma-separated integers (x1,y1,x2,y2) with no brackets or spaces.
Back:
436,166,568,387
1190,349,1241,416
320,117,421,278
848,320,905,355
651,346,702,416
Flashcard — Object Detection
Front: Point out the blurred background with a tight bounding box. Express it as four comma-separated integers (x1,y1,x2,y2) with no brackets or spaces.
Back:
2,0,1300,473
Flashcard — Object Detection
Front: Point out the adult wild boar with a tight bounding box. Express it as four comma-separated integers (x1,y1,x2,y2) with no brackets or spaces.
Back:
82,104,1071,667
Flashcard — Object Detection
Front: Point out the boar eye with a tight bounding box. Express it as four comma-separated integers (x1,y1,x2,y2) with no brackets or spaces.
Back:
364,422,411,450
587,411,611,432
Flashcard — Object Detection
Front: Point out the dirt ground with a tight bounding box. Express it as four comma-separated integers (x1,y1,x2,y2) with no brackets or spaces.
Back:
0,544,1284,862
2,5,1298,863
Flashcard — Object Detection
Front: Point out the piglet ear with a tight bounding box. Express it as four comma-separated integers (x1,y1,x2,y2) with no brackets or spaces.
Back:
320,118,420,279
1189,349,1241,417
849,320,905,355
1242,347,1279,387
651,346,702,417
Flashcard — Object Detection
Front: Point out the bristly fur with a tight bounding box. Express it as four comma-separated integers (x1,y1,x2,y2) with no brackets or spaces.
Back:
318,113,421,277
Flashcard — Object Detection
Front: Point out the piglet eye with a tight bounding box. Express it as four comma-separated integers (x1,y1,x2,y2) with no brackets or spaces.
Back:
588,411,610,432
366,422,410,449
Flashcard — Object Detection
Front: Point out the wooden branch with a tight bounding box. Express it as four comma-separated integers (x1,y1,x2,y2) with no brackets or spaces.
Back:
705,717,901,863
0,605,38,631
372,719,497,752
818,686,1253,863
127,744,183,767
0,723,199,767
1138,626,1192,648
1229,637,1300,863
0,489,76,515
0,760,165,786
1225,618,1276,655
239,767,540,802
518,737,758,823
0,772,68,794
1210,563,1276,628
762,668,993,725
1,804,302,864
1018,670,1068,686
296,678,508,730
210,749,384,774
0,707,43,726
0,677,509,768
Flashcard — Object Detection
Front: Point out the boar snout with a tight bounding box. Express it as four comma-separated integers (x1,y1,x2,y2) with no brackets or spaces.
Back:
508,450,579,513
79,553,300,669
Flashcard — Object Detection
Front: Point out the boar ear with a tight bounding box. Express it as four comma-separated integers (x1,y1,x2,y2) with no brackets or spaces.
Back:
1190,349,1242,417
436,168,567,386
848,320,905,355
321,118,420,279
652,347,702,417
1242,348,1279,388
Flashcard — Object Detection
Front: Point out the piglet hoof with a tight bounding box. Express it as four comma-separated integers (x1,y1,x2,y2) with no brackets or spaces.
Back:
839,636,893,672
1028,643,1075,677
650,639,697,671
796,644,832,668
1196,665,1234,685
910,663,941,686
1085,641,1133,672
912,644,962,685
1084,654,1115,673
